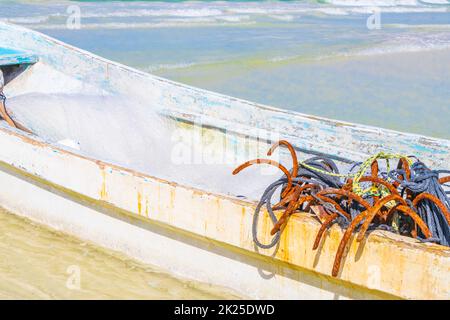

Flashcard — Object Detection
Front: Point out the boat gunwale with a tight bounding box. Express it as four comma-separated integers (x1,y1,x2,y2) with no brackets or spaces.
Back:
0,124,243,205
0,152,405,300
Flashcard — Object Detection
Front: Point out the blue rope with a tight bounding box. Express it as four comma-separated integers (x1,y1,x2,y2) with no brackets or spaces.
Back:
388,162,450,246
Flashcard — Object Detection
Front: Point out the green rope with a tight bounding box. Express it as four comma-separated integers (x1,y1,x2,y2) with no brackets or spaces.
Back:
352,152,412,196
299,151,412,196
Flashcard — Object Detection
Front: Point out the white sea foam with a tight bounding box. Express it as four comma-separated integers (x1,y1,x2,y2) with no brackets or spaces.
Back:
385,23,450,29
418,0,449,4
146,62,198,72
81,8,224,18
226,7,270,14
325,0,421,6
268,55,301,63
266,31,450,64
349,6,447,13
330,32,450,59
0,15,51,24
216,15,250,22
268,15,295,21
30,19,256,30
354,39,450,56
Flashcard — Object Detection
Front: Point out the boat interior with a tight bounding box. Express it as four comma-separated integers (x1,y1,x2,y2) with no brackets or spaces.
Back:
1,22,450,202
0,44,286,201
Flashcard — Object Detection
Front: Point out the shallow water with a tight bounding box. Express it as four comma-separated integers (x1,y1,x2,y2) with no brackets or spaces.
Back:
2,0,448,138
0,207,241,299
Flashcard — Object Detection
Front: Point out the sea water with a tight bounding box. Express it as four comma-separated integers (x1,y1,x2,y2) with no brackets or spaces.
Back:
0,207,241,299
1,0,449,299
2,0,449,138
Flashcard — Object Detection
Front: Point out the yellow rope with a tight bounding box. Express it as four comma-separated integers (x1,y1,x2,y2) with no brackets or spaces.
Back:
298,151,412,196
352,152,412,196
297,161,350,178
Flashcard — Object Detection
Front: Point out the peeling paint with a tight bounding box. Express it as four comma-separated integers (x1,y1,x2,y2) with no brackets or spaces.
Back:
100,169,108,200
137,191,142,216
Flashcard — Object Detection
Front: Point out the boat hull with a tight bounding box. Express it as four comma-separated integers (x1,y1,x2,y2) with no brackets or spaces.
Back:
0,125,448,299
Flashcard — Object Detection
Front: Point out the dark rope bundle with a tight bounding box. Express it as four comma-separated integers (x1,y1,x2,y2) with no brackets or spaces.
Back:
250,156,344,249
389,161,450,246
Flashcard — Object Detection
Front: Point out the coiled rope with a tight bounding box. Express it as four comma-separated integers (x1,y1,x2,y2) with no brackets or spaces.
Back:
389,162,450,246
252,156,344,249
298,151,412,196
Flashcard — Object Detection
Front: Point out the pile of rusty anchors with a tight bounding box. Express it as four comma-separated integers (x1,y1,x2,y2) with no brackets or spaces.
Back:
0,69,32,133
232,140,450,277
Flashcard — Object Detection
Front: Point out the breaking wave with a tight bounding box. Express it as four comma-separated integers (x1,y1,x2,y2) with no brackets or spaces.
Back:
3,0,448,30
80,8,224,18
323,0,448,6
28,20,256,30
267,33,450,63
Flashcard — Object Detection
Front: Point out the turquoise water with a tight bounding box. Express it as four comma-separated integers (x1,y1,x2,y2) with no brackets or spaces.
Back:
1,0,450,138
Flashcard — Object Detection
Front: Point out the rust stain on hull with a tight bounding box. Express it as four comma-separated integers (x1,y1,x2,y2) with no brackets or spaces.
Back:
100,169,108,200
137,191,142,215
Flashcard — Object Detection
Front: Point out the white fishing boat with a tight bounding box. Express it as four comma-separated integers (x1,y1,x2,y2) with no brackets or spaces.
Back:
0,22,449,300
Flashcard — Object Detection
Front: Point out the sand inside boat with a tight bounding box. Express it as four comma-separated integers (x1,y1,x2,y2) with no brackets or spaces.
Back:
4,92,284,201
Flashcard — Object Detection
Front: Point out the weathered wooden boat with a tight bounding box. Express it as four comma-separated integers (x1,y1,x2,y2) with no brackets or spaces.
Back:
0,22,449,300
